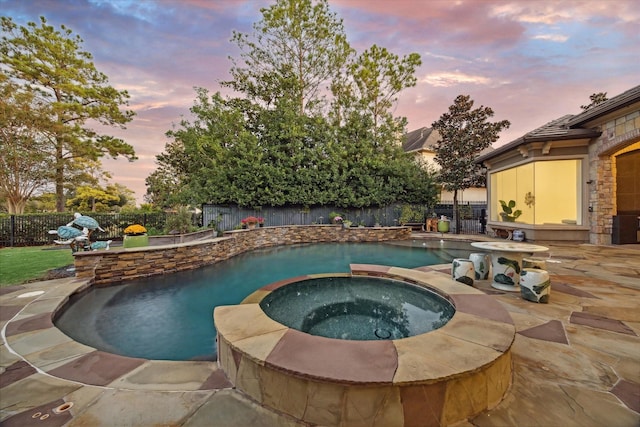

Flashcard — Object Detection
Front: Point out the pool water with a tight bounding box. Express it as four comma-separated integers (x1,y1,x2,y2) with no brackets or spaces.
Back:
55,241,472,361
260,276,455,340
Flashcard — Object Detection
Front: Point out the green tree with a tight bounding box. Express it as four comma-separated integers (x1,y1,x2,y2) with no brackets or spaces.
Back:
0,72,52,213
65,182,135,212
23,192,57,213
151,0,432,210
432,95,510,233
145,137,190,209
145,167,179,209
224,0,352,116
580,92,608,111
1,16,136,212
159,90,263,208
65,185,119,212
344,45,421,138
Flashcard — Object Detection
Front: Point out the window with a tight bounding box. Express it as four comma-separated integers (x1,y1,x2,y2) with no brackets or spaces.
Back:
490,159,582,225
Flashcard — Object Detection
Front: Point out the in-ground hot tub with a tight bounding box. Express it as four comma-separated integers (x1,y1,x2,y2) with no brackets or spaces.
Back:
214,264,515,426
260,275,455,341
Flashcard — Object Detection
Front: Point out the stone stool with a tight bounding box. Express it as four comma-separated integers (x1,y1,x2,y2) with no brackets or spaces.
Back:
452,258,475,286
469,252,491,280
523,257,547,270
519,268,551,303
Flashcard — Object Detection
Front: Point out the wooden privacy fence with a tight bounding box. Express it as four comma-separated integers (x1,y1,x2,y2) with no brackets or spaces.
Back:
203,204,405,231
1,203,487,247
202,202,488,235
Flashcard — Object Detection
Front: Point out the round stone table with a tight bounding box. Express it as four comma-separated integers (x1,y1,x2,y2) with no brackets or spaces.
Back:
470,241,549,292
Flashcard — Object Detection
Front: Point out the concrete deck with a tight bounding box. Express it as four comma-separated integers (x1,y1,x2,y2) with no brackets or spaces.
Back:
1,236,639,426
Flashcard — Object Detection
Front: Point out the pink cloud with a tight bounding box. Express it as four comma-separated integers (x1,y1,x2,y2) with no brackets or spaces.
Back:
4,0,639,205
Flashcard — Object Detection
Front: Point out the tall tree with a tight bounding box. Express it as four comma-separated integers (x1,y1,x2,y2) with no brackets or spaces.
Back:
0,72,52,213
151,0,432,209
432,95,510,233
345,45,421,138
1,16,136,212
224,0,352,116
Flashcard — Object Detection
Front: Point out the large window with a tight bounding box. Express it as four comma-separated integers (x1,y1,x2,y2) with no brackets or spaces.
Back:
490,159,582,225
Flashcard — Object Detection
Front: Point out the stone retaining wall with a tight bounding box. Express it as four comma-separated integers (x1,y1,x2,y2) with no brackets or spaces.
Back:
73,225,411,285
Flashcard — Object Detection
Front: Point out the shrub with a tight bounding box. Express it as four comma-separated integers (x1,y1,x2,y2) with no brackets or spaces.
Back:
165,206,196,234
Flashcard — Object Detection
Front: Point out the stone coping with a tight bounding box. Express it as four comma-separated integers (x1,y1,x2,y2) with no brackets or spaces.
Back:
1,277,233,392
214,265,516,425
2,227,412,394
73,225,411,285
218,265,515,385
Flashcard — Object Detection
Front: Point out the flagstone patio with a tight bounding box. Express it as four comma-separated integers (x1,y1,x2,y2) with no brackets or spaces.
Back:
1,237,638,426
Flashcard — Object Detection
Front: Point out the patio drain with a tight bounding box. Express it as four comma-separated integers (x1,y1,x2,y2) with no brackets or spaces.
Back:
53,402,74,414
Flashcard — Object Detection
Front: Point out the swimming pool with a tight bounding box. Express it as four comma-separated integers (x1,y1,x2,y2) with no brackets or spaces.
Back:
55,241,473,360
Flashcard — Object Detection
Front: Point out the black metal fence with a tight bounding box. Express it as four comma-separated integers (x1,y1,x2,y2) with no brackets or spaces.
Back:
0,213,168,247
432,202,488,235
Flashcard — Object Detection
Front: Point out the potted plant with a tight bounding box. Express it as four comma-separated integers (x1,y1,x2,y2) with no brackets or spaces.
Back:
437,215,450,233
241,216,260,229
123,224,149,248
257,217,265,227
499,200,522,222
329,212,343,225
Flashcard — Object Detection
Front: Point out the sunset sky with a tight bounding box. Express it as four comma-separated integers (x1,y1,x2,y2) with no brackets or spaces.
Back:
3,0,639,205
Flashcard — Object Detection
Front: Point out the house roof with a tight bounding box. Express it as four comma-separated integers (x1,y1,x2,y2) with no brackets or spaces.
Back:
476,115,600,162
402,127,438,152
567,85,640,127
477,85,640,164
404,126,495,156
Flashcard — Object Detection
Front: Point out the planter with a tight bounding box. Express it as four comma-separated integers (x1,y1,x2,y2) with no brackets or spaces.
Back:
123,234,149,248
437,220,450,233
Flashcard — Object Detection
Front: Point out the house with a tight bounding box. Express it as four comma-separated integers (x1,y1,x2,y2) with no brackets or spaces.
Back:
403,127,491,203
476,85,640,244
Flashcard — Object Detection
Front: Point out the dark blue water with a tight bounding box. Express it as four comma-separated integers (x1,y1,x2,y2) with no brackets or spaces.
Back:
261,276,455,340
55,241,471,361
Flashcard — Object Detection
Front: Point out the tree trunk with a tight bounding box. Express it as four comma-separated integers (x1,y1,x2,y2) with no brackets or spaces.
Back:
5,196,27,214
55,139,65,212
453,189,460,234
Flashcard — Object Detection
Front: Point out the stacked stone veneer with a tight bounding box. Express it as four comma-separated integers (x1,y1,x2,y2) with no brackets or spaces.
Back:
589,108,640,245
73,225,411,285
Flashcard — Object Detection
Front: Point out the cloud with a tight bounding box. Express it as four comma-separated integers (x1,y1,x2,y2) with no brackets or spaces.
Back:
532,33,569,42
422,71,492,87
3,0,638,205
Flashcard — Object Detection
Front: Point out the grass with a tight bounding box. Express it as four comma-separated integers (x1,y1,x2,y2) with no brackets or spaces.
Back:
0,246,74,287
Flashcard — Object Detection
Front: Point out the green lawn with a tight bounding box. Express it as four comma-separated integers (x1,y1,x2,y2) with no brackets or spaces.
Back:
0,246,74,287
